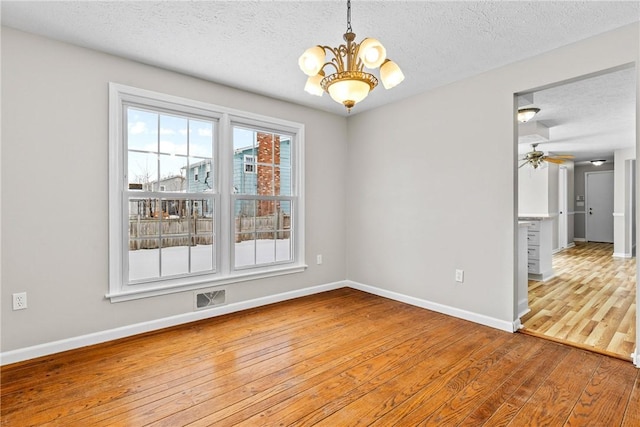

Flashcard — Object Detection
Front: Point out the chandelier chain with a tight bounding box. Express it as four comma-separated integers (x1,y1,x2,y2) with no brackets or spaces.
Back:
346,0,352,33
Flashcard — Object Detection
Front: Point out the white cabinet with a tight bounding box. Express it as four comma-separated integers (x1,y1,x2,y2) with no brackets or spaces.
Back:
517,222,530,317
523,218,554,281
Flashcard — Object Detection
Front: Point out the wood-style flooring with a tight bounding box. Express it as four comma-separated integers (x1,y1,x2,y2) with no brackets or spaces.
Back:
2,288,639,426
521,242,636,361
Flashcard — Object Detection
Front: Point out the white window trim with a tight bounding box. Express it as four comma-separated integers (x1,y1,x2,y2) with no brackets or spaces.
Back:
108,83,306,302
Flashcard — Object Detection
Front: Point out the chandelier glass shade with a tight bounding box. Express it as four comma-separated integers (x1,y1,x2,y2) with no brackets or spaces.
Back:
298,0,404,112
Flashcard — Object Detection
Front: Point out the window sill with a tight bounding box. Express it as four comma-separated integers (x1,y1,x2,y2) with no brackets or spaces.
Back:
106,264,308,303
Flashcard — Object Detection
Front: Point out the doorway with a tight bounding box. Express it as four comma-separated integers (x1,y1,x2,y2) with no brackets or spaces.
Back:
515,65,637,361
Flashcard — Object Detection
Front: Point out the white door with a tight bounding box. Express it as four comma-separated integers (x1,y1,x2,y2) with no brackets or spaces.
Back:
586,171,614,243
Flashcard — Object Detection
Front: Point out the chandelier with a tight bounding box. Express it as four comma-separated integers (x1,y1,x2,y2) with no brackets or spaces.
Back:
298,0,404,112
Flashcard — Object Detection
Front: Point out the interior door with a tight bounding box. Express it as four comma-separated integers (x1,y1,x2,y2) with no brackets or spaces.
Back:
586,170,614,243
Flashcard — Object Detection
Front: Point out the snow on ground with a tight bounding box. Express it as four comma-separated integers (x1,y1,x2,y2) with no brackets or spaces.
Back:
129,239,291,281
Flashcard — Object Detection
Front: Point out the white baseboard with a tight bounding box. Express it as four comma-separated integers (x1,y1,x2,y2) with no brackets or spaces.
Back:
633,348,640,368
574,238,586,242
1,280,532,366
613,252,633,258
0,281,346,366
346,280,518,333
553,243,576,254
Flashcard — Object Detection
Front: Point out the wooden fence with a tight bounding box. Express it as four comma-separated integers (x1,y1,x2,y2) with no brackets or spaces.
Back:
235,213,291,243
129,214,290,249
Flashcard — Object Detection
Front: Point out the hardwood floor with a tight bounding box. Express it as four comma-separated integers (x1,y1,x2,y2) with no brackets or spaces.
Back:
2,288,639,426
521,242,636,360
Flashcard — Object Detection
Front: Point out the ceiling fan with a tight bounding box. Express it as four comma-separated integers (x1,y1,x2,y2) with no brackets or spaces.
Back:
519,143,574,169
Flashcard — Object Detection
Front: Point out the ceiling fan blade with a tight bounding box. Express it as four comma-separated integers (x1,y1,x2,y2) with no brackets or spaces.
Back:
544,157,565,164
551,155,575,159
519,161,530,168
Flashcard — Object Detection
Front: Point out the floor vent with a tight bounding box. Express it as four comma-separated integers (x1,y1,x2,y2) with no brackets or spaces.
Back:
195,289,226,310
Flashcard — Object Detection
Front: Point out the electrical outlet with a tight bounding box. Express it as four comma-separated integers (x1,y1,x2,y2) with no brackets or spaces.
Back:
12,292,27,310
317,254,323,265
455,269,464,283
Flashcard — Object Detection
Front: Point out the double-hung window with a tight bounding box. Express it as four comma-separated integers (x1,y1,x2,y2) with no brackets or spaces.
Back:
108,83,305,301
232,125,294,269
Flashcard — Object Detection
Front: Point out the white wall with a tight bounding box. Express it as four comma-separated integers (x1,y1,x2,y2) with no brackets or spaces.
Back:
1,28,348,354
518,165,556,216
518,162,560,251
346,23,639,328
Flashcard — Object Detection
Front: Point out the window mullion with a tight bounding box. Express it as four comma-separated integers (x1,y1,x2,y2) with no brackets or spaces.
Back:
219,113,232,277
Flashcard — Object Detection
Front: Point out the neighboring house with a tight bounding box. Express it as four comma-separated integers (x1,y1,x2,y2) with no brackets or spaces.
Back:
131,170,212,219
233,134,291,216
147,174,186,193
186,159,214,193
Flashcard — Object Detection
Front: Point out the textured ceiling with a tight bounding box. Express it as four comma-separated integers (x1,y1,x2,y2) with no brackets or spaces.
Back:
520,67,636,163
1,1,639,161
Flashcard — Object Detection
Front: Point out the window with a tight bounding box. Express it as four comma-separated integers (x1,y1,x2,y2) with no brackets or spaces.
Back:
243,155,256,174
232,126,293,269
109,83,305,301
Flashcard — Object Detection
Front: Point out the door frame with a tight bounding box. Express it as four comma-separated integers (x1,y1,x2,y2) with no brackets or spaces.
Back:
558,166,568,249
626,159,636,256
513,63,638,367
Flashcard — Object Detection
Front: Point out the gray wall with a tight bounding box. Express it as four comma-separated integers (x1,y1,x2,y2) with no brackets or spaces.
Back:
574,163,615,239
346,23,639,325
1,28,348,352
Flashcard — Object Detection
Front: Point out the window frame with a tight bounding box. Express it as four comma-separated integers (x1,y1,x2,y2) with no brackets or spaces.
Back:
230,120,297,271
108,83,306,302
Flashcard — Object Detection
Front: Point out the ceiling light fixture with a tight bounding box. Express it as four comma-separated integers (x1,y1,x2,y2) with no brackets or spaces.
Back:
517,107,540,123
590,159,606,166
298,0,404,112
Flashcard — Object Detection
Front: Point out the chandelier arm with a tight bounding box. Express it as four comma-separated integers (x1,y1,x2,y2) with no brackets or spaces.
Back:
349,47,365,72
321,61,340,75
322,45,346,72
329,41,365,73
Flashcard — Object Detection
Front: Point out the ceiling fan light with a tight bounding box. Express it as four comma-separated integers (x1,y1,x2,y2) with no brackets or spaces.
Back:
380,59,404,89
518,107,540,123
358,38,387,68
298,46,325,76
591,159,606,166
304,72,325,96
